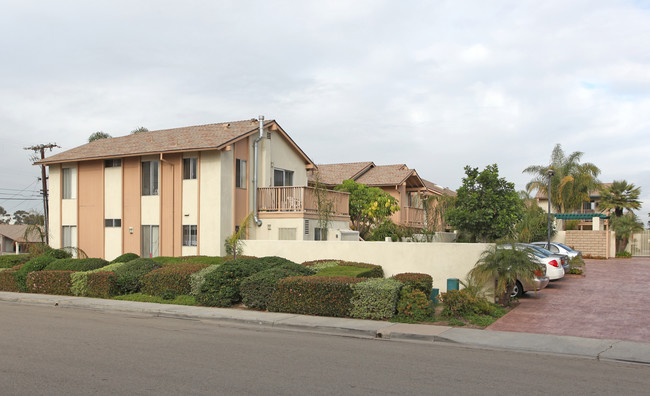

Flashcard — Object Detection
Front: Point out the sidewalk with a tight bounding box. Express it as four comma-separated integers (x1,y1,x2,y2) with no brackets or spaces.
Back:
2,291,649,365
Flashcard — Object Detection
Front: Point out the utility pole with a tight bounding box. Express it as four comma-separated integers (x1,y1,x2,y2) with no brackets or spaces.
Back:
24,143,59,245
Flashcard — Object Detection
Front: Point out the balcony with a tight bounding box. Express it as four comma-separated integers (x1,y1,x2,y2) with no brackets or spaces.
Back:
401,206,425,228
257,186,349,219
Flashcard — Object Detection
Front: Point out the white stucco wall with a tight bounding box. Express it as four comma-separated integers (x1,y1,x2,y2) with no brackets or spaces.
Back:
104,228,122,261
270,131,307,187
219,150,234,254
48,165,62,248
199,150,222,256
141,196,160,225
104,165,122,260
243,240,490,292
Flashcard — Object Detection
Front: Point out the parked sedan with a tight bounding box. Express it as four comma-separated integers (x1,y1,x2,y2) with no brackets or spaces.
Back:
511,264,549,298
530,241,582,260
524,244,570,274
503,244,565,281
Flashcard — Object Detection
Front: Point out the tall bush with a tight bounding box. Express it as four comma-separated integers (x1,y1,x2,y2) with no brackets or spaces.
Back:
142,263,208,297
391,273,433,296
113,258,162,294
240,264,314,310
27,271,74,295
349,278,402,320
196,258,268,307
271,276,363,317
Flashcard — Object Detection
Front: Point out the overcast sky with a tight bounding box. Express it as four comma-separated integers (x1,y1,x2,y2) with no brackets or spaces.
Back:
1,0,649,226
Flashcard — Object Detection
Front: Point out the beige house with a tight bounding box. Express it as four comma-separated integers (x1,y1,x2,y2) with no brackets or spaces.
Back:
37,118,350,260
308,162,455,229
535,183,612,231
0,224,42,255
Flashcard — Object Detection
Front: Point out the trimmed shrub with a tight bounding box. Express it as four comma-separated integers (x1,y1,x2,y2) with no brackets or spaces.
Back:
189,264,221,296
142,263,208,297
240,263,315,310
391,273,433,296
44,249,73,260
26,271,74,295
113,258,162,294
111,253,140,264
44,258,109,272
338,261,384,278
196,258,269,307
395,287,433,322
271,276,364,317
302,259,341,272
439,289,495,318
0,265,22,292
349,278,402,320
15,254,58,291
0,255,30,269
86,272,119,298
258,256,299,267
70,262,127,296
153,256,225,266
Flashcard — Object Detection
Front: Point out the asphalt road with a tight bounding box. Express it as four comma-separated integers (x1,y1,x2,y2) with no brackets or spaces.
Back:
1,303,649,395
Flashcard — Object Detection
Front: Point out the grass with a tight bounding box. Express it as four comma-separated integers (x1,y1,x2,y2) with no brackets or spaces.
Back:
314,265,368,277
113,293,197,306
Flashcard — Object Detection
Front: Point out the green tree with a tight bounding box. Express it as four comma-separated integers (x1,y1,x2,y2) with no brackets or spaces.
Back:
469,244,540,306
523,144,600,212
446,164,523,242
312,173,333,240
335,179,399,239
423,194,456,234
130,126,149,134
224,212,253,259
88,131,111,142
0,206,7,224
516,191,554,243
610,212,644,254
599,180,641,218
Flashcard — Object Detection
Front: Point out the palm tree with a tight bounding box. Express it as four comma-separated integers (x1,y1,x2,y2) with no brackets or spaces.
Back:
523,144,600,213
599,180,641,218
610,212,644,254
468,244,540,306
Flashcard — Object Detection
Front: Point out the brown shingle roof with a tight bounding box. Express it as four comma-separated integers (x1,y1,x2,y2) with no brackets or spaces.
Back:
0,224,42,243
308,161,374,186
355,164,416,186
422,178,457,196
36,119,276,165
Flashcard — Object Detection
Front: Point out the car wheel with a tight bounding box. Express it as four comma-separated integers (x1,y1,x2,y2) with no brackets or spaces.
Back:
510,281,524,298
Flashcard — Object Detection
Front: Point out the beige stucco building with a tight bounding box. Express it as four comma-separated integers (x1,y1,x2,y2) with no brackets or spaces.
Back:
38,119,350,260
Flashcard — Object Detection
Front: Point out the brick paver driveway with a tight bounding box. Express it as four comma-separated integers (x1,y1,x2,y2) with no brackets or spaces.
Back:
487,257,650,343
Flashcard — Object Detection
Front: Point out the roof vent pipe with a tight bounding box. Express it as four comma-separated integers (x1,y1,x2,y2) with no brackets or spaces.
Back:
253,115,264,227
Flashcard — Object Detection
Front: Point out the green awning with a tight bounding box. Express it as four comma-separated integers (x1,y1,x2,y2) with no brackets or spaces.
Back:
552,213,609,220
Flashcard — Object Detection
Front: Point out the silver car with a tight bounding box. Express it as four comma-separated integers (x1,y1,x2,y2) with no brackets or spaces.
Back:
530,241,582,260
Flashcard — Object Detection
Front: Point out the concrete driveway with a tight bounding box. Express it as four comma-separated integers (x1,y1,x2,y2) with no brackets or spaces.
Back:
487,257,650,343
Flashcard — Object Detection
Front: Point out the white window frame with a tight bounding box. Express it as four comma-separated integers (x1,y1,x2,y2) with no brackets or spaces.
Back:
62,168,76,199
274,168,294,187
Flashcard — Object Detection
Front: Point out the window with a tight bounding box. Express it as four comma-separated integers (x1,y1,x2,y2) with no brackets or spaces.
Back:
142,161,159,196
62,168,73,199
274,169,294,187
183,158,197,180
236,159,247,189
183,225,197,246
105,219,122,227
105,159,121,168
141,225,159,258
315,228,327,241
62,225,77,256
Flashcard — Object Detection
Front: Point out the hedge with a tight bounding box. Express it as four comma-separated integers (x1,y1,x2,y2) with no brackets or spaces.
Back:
110,253,140,264
0,265,22,292
70,262,127,296
44,258,109,272
26,271,74,295
153,256,225,266
44,249,73,260
391,273,433,296
189,264,221,296
338,261,384,278
257,256,299,267
349,278,402,320
196,258,269,307
86,272,119,298
240,263,315,310
142,263,209,297
0,255,30,269
270,276,364,317
15,254,59,291
113,258,162,294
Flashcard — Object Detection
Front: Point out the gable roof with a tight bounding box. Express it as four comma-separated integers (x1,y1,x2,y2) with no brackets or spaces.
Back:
308,161,374,186
0,224,42,243
36,119,314,167
355,164,421,187
422,178,457,196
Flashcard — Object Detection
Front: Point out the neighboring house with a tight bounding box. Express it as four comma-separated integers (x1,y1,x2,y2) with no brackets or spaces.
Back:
0,224,42,255
535,183,612,230
36,119,350,260
308,162,455,229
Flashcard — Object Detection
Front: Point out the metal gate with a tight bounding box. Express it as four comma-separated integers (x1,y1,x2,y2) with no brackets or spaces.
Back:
631,230,650,256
